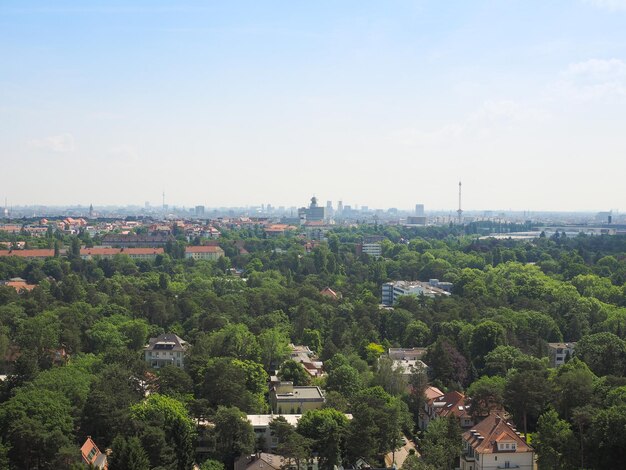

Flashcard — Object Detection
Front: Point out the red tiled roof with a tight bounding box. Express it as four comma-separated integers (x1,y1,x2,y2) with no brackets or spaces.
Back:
463,413,532,454
0,249,55,258
5,281,36,291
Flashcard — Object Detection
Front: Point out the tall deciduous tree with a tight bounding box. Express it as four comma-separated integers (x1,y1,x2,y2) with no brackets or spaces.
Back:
534,409,577,470
211,406,256,470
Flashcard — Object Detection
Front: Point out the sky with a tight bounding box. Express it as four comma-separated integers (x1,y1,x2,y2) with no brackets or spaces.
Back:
1,0,626,211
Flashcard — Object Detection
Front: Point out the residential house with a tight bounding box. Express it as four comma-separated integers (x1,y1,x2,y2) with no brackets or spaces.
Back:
547,342,576,367
144,333,189,369
320,287,341,300
421,390,475,430
1,277,36,292
264,224,297,237
235,453,287,470
80,437,108,469
460,413,534,470
388,348,427,361
269,382,325,414
289,344,324,378
247,414,353,453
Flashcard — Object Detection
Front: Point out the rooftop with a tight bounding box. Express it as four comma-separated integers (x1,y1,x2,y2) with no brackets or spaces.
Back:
463,413,532,454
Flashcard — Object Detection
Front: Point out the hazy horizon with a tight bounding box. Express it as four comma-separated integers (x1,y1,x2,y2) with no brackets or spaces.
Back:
2,0,626,211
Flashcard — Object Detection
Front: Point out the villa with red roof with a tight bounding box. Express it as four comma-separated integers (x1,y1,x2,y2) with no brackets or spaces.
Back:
460,413,534,470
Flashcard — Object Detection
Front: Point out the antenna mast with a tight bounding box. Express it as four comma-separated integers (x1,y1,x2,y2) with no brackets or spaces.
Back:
457,181,463,224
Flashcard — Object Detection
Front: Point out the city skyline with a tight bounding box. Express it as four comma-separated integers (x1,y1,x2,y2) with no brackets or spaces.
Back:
2,0,626,210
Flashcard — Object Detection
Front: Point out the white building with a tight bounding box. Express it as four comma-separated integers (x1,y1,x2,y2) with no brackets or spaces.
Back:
547,342,576,367
460,413,535,470
143,333,188,369
184,245,225,260
381,280,451,306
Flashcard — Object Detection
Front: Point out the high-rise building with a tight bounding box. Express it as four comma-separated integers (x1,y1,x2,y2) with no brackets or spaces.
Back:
298,196,326,223
415,204,425,216
195,205,205,217
337,201,344,214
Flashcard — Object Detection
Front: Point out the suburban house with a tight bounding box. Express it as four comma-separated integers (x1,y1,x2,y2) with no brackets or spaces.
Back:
289,344,324,378
388,348,427,361
269,382,325,414
80,437,108,469
144,333,189,369
184,245,225,260
320,287,341,300
0,277,36,292
460,413,535,470
547,342,576,367
420,390,475,430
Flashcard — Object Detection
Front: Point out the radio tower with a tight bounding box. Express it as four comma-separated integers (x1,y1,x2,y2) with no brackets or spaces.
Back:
457,181,463,224
162,191,166,212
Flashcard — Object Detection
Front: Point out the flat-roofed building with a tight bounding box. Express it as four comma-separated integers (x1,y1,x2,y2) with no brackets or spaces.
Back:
269,382,325,414
382,280,451,305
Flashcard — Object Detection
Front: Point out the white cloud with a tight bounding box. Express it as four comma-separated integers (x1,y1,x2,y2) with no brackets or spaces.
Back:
28,133,75,153
390,100,548,147
109,145,139,161
566,58,626,79
583,0,626,11
555,58,626,100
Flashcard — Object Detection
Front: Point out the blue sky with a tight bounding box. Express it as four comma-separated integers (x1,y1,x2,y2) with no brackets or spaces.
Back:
2,0,626,211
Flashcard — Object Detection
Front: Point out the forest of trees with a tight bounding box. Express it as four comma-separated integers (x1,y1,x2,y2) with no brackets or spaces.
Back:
1,224,626,469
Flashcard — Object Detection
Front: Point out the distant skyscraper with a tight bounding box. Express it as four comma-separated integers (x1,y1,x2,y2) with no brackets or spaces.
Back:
298,196,326,223
195,205,205,217
337,201,344,214
415,204,424,216
89,204,94,218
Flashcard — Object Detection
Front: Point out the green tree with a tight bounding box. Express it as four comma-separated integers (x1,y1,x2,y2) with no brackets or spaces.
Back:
326,364,363,400
347,387,412,465
158,365,194,397
575,332,626,376
258,327,291,370
278,360,311,386
0,388,74,469
401,454,437,470
504,358,553,435
200,459,225,470
420,415,462,470
212,406,256,470
130,394,196,470
110,435,150,470
534,409,577,470
470,320,506,368
466,375,506,419
297,408,349,470
372,356,408,396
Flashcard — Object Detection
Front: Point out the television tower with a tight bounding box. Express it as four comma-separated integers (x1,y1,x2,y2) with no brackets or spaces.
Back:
457,181,463,224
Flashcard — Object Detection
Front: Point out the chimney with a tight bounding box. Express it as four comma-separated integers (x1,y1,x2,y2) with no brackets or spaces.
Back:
495,416,501,425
